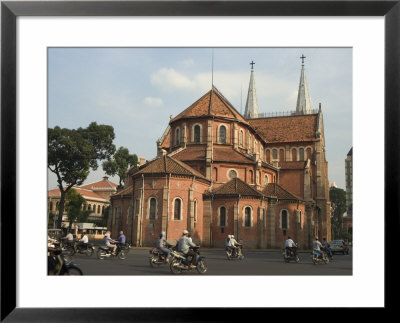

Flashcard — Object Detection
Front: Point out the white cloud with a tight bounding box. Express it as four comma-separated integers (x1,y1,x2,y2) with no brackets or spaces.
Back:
151,68,196,91
143,97,163,107
180,58,195,67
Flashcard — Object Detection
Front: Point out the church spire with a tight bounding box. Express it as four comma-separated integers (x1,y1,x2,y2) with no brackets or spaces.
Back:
296,55,312,114
244,61,259,119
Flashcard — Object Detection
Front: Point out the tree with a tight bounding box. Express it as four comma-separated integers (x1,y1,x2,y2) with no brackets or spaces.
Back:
102,146,138,188
329,186,347,239
48,122,115,228
65,189,90,229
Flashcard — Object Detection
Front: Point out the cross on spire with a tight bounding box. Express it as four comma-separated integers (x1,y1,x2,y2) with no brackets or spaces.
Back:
250,61,255,70
300,54,306,65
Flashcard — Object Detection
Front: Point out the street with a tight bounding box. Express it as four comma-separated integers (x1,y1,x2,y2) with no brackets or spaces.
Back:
67,247,352,276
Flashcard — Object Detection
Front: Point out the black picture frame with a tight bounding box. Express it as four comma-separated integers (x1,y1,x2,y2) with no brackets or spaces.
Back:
1,1,397,321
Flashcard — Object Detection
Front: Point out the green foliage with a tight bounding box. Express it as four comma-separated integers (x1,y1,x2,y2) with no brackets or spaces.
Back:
65,189,87,229
329,186,347,239
48,122,115,228
102,146,138,188
342,231,352,242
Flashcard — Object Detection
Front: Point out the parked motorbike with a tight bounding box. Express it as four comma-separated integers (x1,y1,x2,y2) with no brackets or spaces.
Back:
169,246,207,274
312,249,329,264
70,240,95,257
283,245,300,263
48,248,83,275
149,246,173,267
226,245,244,260
97,243,127,260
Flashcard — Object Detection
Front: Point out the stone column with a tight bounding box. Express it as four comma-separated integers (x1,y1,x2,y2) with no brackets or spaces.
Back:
202,199,212,247
267,198,277,249
205,120,213,180
188,187,195,234
234,202,239,239
161,186,168,234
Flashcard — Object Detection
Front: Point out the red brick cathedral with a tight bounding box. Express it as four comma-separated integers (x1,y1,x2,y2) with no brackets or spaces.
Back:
109,60,331,249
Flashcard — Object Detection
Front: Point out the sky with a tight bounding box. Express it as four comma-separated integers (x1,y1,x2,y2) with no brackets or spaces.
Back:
48,47,352,190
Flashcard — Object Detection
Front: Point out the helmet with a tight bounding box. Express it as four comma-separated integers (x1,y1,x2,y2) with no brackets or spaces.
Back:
183,230,189,235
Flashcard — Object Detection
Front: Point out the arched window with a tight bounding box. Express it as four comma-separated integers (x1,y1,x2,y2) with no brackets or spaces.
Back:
149,197,157,220
193,124,201,143
266,149,271,163
279,148,285,161
175,127,180,146
272,148,278,160
88,204,91,211
97,205,101,214
239,130,244,147
249,170,254,184
281,209,288,229
102,206,105,214
299,148,305,161
218,125,227,144
49,202,53,212
264,174,269,184
174,198,182,220
219,206,227,227
292,148,297,161
244,207,252,227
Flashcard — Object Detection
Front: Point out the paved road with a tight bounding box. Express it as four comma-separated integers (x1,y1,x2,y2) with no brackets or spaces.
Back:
68,247,352,276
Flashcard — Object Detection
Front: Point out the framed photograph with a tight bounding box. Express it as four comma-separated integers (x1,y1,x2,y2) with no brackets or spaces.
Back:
2,0,398,320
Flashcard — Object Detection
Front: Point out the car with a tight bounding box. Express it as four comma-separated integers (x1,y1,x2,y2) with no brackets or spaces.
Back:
329,240,350,255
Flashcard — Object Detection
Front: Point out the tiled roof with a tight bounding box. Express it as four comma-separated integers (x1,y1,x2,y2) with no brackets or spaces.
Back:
111,186,133,198
213,147,254,164
158,125,171,150
48,187,109,202
170,86,248,124
172,145,206,161
209,177,263,197
249,114,318,143
133,155,208,180
278,161,307,170
173,145,254,165
79,178,118,190
263,183,302,200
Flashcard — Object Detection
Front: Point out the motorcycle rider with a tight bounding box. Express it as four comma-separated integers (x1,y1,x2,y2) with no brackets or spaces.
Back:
322,237,333,259
157,231,171,263
285,236,297,257
104,231,118,255
118,231,126,245
313,237,323,258
177,230,198,269
226,235,234,254
63,230,74,247
229,235,241,257
78,231,89,251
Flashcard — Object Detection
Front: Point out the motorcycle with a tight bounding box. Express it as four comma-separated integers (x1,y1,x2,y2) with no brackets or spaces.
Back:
169,246,207,274
48,248,83,275
226,245,244,260
97,243,127,260
70,240,95,257
312,249,329,264
283,245,300,263
149,246,173,267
